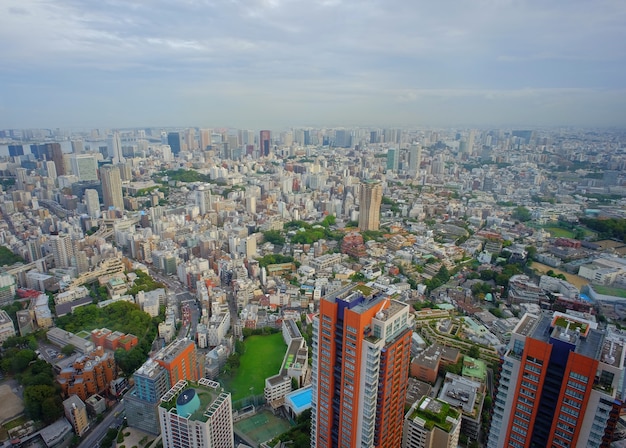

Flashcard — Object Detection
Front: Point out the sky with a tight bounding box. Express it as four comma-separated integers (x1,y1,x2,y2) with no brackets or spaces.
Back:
0,0,625,129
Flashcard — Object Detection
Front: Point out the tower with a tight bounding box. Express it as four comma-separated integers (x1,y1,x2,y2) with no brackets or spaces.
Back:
259,130,271,157
100,164,124,211
358,180,382,231
487,311,626,448
311,287,412,448
158,379,234,448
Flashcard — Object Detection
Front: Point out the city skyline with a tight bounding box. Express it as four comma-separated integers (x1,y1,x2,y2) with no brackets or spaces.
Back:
1,0,625,129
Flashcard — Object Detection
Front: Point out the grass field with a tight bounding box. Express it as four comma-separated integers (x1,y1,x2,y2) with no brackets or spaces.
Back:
591,285,626,299
225,333,286,401
544,227,575,238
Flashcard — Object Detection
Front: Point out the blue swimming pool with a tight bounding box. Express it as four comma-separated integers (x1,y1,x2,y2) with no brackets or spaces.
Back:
287,386,312,411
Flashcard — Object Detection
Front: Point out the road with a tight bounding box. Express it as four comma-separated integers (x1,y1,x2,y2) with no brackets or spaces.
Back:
77,401,125,448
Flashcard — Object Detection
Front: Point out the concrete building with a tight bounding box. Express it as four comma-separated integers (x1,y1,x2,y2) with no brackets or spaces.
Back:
402,397,461,448
311,286,412,448
63,395,89,437
158,379,233,448
487,311,625,448
126,359,171,435
358,180,382,231
0,309,16,343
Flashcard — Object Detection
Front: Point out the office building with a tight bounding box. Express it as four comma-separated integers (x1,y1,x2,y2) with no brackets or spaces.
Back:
155,338,199,386
8,145,24,157
50,232,73,269
168,132,183,155
84,189,101,218
46,143,66,175
100,164,124,211
358,180,382,231
387,148,399,171
126,359,171,435
63,395,89,437
70,154,98,182
259,130,271,157
200,129,211,150
311,286,412,448
487,311,626,448
158,378,233,448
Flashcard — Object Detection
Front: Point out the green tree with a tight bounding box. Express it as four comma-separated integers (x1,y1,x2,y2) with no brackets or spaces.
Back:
511,206,532,222
262,230,285,246
61,344,75,356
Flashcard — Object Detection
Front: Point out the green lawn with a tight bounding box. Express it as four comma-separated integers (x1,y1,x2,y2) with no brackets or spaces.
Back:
591,285,626,299
544,227,575,238
226,333,286,401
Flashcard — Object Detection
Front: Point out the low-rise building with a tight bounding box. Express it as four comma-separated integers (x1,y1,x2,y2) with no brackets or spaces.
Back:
0,309,16,343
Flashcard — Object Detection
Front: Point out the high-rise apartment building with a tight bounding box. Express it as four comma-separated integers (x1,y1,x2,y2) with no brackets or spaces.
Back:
409,144,422,176
199,129,211,151
259,130,271,157
50,232,73,269
358,180,382,231
154,338,199,387
47,143,66,175
158,378,233,448
311,286,412,448
100,164,124,211
126,359,172,435
487,311,625,448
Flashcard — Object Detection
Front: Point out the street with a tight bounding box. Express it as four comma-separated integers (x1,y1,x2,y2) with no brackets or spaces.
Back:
77,401,125,448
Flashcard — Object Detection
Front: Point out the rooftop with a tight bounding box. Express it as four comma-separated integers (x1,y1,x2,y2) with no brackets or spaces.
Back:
159,379,228,423
408,397,460,433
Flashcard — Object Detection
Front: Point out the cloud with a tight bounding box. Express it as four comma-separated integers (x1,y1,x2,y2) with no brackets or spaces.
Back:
0,0,625,128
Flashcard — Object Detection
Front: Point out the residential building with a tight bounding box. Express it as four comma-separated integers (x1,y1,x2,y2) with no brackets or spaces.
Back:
158,379,234,448
359,180,382,231
487,311,625,448
57,347,116,401
311,286,412,448
402,397,461,448
154,338,199,386
63,395,89,437
100,164,124,211
259,130,271,157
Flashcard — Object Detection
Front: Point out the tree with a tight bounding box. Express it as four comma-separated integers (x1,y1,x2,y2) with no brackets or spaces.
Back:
61,344,75,356
467,345,481,359
262,230,285,246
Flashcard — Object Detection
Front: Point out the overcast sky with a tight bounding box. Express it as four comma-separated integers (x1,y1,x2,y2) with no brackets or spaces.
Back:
1,0,625,129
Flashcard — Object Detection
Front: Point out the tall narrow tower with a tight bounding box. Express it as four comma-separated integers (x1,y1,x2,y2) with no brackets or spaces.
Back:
100,164,124,211
358,180,382,231
311,286,412,448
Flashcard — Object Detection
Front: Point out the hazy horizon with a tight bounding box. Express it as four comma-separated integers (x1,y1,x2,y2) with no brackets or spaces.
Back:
1,0,625,129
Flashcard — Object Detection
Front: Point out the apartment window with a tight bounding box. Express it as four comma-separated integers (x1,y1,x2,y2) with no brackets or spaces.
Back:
569,372,588,382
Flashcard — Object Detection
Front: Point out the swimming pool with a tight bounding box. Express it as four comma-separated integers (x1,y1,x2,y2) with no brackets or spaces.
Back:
286,386,312,413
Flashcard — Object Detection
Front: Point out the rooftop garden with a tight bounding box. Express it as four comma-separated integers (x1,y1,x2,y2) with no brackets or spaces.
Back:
410,398,460,432
552,316,589,336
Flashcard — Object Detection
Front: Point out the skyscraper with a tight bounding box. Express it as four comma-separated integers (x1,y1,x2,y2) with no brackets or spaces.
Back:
110,132,124,164
259,130,271,157
409,144,422,177
311,286,412,448
358,180,382,231
84,189,101,218
158,378,233,448
386,148,399,171
8,145,24,157
100,164,124,211
47,143,66,175
167,132,183,155
487,311,625,448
